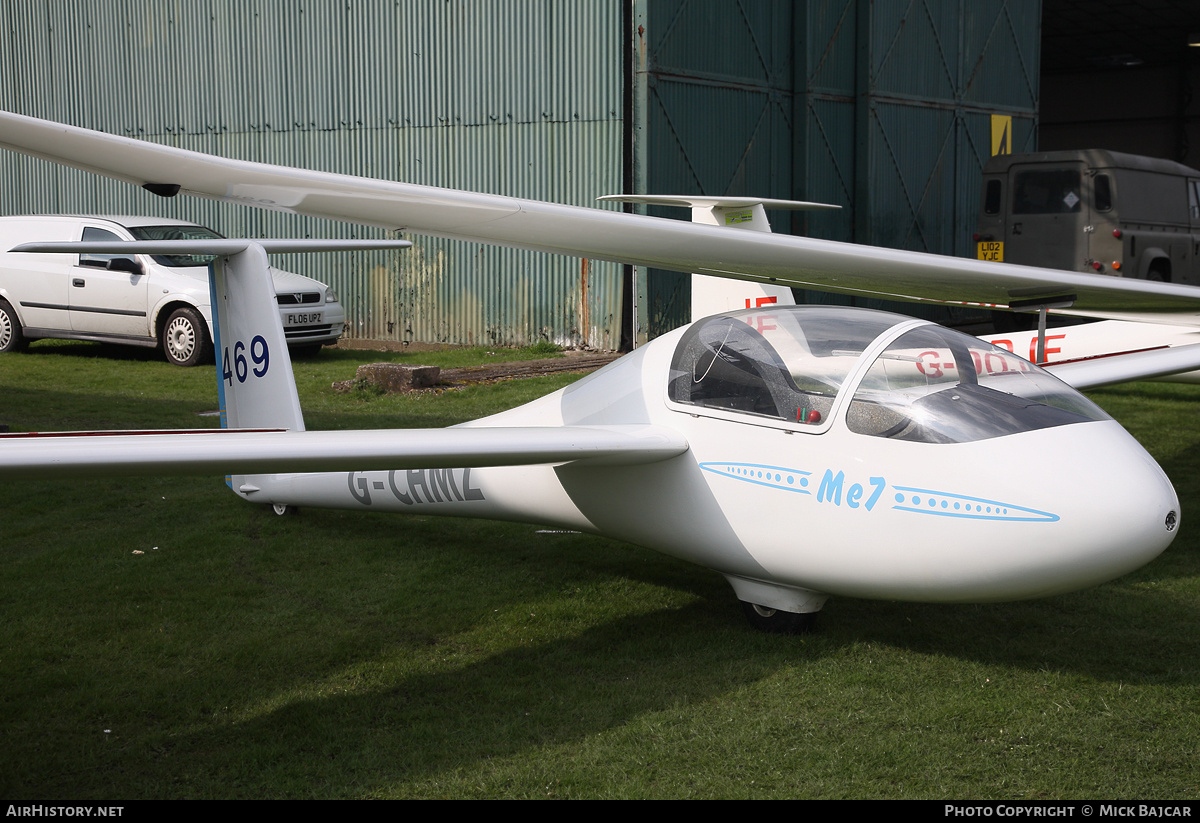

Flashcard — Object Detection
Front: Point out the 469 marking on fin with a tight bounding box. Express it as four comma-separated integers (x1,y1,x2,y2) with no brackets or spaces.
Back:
222,335,269,385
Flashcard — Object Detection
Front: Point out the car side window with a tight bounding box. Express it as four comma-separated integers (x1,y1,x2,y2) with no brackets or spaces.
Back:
78,227,128,268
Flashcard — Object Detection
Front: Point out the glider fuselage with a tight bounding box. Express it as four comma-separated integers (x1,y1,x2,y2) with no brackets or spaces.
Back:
237,308,1179,611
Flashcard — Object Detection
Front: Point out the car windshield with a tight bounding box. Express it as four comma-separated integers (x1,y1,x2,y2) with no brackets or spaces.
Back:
127,224,224,267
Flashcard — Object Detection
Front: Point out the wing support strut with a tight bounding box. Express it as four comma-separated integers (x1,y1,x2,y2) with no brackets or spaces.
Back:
1009,294,1077,363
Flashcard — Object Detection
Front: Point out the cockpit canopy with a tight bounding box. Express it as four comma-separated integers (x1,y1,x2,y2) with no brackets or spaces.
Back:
667,307,1109,443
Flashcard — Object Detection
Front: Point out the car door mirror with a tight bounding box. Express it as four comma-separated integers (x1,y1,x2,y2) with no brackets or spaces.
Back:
105,257,143,275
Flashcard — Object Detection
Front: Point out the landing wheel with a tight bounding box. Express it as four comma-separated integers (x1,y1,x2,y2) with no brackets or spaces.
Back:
740,601,817,634
271,503,298,516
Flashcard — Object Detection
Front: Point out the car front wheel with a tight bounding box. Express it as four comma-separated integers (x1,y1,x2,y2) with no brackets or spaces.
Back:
161,307,211,367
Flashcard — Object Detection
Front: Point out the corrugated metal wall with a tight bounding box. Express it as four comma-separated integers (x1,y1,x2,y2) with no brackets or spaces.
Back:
0,0,625,348
636,0,1040,335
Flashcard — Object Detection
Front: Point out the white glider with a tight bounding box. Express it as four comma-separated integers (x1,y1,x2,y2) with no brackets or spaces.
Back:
0,112,1192,631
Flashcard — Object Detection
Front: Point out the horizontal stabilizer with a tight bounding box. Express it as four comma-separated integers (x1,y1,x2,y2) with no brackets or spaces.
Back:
0,425,689,479
596,195,841,211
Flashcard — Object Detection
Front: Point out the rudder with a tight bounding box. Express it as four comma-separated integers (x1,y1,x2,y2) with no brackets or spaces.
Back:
208,244,305,433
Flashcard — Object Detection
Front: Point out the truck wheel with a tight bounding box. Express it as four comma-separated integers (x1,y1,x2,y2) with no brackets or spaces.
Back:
161,307,211,367
0,299,26,353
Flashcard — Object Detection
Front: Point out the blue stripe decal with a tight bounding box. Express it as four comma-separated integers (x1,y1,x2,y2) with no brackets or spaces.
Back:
701,460,1058,523
890,486,1059,522
699,463,812,494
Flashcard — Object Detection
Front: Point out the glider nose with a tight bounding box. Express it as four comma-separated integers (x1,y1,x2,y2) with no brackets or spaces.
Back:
1048,423,1179,593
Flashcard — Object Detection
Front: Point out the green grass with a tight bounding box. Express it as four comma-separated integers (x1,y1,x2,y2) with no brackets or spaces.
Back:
1,342,1199,799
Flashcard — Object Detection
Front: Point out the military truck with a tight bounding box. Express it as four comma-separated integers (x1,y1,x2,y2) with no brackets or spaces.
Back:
975,149,1200,284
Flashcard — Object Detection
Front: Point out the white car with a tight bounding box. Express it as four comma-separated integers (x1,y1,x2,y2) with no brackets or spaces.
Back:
0,215,345,365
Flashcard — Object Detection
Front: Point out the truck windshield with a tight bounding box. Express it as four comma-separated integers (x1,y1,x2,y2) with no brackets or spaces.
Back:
128,225,224,267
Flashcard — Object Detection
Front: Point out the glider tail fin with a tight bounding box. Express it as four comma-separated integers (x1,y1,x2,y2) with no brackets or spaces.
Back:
206,239,411,495
208,243,305,434
8,236,411,494
597,195,841,321
684,200,796,320
205,239,407,434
